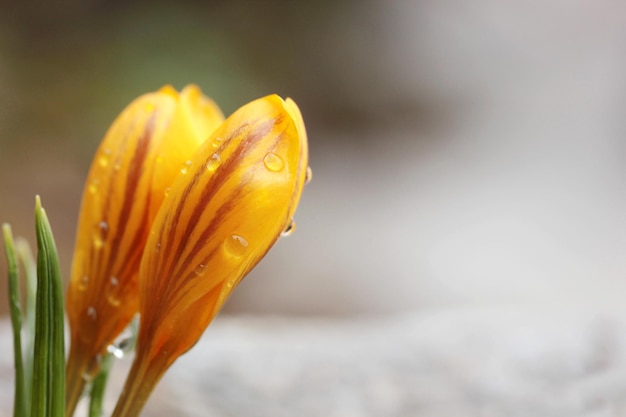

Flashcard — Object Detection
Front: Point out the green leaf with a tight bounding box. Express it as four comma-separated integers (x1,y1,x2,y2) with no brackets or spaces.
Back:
3,224,27,417
31,196,66,417
16,239,37,411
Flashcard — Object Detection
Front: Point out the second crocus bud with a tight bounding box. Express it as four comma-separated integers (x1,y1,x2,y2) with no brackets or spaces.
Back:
65,85,224,415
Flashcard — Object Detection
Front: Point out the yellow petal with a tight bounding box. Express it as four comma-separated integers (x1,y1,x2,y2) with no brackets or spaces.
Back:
65,85,224,414
140,94,307,366
148,84,224,219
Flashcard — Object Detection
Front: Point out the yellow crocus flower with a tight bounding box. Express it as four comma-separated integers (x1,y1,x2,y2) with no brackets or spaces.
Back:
111,94,308,417
65,85,224,414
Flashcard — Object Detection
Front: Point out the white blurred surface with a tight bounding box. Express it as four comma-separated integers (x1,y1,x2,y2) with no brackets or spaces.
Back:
6,304,626,417
230,0,626,315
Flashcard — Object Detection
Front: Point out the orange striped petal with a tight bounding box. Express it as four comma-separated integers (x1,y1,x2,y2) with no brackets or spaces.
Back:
110,95,308,417
65,85,223,413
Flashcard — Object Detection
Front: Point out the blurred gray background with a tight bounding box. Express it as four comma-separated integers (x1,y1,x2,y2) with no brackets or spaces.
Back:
5,1,626,416
1,0,626,318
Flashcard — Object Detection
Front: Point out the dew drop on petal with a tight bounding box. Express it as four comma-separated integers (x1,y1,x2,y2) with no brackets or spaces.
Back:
87,306,97,320
78,275,88,291
281,219,296,237
107,296,121,307
164,187,171,197
98,149,111,167
107,344,125,359
225,278,236,289
205,154,222,172
106,276,121,306
305,166,313,184
111,326,135,356
263,153,284,172
155,242,161,252
212,137,224,149
180,160,192,174
194,263,207,276
88,181,98,195
115,339,132,353
94,221,108,245
92,236,104,250
224,234,249,258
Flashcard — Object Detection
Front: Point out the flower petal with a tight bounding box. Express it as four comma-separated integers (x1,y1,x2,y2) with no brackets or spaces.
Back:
65,85,224,414
139,94,308,363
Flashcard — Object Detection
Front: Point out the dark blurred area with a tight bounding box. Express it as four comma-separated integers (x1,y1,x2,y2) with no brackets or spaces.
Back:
1,0,626,318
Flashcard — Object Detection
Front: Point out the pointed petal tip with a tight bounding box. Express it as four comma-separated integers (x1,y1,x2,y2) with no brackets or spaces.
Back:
158,85,179,98
180,83,201,96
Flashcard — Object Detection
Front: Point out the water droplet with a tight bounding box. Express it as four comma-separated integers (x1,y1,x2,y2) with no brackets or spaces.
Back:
98,155,109,168
155,242,161,252
93,220,107,248
92,236,104,250
212,137,224,148
98,149,112,168
110,325,136,356
87,306,97,320
194,263,207,276
205,154,222,172
305,166,313,184
263,153,284,172
224,234,249,258
180,160,192,174
88,181,98,195
78,275,88,291
107,344,125,359
106,276,121,306
113,159,122,171
164,187,171,197
281,219,296,237
225,278,236,289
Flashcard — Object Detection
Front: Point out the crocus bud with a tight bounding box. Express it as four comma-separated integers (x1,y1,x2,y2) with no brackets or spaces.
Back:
111,95,308,417
65,85,224,414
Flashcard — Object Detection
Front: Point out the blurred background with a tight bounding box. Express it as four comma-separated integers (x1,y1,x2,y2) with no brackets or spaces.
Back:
1,0,626,318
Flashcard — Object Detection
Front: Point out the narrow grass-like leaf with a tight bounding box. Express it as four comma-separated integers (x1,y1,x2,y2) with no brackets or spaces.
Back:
88,354,113,417
32,196,66,417
16,238,37,410
3,224,27,417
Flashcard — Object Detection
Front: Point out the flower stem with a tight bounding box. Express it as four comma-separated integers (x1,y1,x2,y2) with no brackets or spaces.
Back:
110,350,165,417
65,352,87,417
65,341,98,417
88,353,114,417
